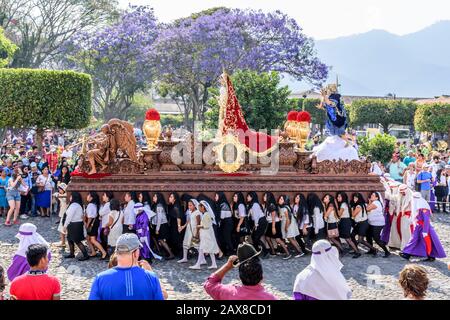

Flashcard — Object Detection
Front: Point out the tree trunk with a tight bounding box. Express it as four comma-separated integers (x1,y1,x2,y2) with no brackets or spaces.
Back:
380,123,391,134
36,128,44,153
0,128,7,144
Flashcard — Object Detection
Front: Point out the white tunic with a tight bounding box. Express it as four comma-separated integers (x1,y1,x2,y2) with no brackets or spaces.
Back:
99,202,111,228
312,207,325,234
183,209,201,249
199,213,220,254
280,207,300,239
123,200,136,225
107,210,123,247
368,200,385,226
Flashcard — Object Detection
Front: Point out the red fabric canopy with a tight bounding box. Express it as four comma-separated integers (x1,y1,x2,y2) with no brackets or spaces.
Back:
221,74,278,154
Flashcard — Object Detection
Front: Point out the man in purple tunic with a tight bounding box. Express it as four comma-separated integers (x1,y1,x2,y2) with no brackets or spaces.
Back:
7,223,51,281
293,240,351,300
400,192,446,262
134,203,161,262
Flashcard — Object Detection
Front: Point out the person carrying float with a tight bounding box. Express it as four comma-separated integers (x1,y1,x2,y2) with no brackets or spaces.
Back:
134,203,162,262
400,192,446,262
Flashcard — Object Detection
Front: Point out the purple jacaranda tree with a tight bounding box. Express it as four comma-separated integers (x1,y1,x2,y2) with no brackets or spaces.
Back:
152,8,329,129
62,5,157,120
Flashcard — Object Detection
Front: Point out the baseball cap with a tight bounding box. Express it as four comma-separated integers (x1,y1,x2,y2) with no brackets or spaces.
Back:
30,162,37,168
115,233,142,253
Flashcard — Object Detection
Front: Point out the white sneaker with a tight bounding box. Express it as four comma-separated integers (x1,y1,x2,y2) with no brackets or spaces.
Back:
208,265,217,269
20,214,29,220
189,264,201,270
177,259,188,263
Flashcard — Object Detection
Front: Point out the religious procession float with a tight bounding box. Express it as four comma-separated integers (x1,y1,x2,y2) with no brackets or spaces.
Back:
67,72,382,199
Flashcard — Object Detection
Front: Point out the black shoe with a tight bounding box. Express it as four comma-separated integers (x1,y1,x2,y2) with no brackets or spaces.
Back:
424,257,435,262
365,249,376,255
78,255,90,261
399,252,410,260
383,252,391,258
352,252,362,259
64,254,75,259
55,220,60,225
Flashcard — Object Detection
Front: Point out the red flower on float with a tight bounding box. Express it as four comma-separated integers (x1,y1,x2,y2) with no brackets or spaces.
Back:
287,111,298,121
297,111,311,122
145,108,160,121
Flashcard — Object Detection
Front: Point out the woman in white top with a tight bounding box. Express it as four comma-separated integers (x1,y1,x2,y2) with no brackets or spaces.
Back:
151,192,175,260
322,194,343,253
105,199,123,249
292,193,312,252
366,192,390,258
36,167,53,217
306,193,326,240
178,199,202,263
263,192,291,259
122,191,137,234
403,163,417,190
246,192,270,258
336,192,361,258
350,193,377,255
278,195,304,257
63,192,89,261
5,172,28,225
84,192,107,260
99,192,113,251
190,200,220,270
232,192,249,245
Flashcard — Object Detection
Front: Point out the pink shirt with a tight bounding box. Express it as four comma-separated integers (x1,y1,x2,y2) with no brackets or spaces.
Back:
204,274,277,300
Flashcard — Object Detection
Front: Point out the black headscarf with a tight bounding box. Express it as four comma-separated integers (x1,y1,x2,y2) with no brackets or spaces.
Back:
181,193,194,213
246,191,262,212
215,191,231,212
152,192,167,213
168,192,182,220
307,193,324,216
293,193,309,224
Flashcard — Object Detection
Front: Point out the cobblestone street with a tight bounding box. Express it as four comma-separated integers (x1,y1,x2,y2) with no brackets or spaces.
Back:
1,214,449,300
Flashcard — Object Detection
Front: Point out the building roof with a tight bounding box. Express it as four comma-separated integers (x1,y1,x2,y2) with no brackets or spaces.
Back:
415,96,450,105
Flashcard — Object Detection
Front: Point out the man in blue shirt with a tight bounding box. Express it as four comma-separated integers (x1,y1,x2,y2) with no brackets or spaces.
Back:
402,151,416,167
388,155,407,183
416,163,433,202
89,233,166,300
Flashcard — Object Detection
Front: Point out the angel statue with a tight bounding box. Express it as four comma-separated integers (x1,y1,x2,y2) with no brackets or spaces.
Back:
317,84,350,143
312,84,359,162
86,119,138,175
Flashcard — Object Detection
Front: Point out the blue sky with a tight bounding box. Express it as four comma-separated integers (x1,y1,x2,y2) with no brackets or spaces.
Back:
120,0,450,39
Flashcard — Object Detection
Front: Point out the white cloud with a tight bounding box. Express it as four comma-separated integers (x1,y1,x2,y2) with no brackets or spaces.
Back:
119,0,450,39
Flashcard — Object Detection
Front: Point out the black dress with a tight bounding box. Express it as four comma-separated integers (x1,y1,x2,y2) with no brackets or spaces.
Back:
86,217,100,237
67,222,85,243
168,204,183,254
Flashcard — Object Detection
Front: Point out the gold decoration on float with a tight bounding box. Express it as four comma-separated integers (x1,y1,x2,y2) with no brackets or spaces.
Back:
143,120,161,150
214,133,246,173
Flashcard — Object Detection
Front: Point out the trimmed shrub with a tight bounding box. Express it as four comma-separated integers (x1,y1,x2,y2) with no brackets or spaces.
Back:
0,68,92,130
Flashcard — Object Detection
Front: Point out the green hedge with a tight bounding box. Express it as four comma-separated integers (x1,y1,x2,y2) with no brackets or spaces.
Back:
414,103,450,133
0,68,92,129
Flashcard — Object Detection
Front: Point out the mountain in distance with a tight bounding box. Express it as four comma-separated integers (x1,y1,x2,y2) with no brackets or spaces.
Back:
284,21,450,98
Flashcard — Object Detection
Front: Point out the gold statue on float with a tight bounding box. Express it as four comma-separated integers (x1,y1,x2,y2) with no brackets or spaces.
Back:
143,108,161,150
80,119,138,175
